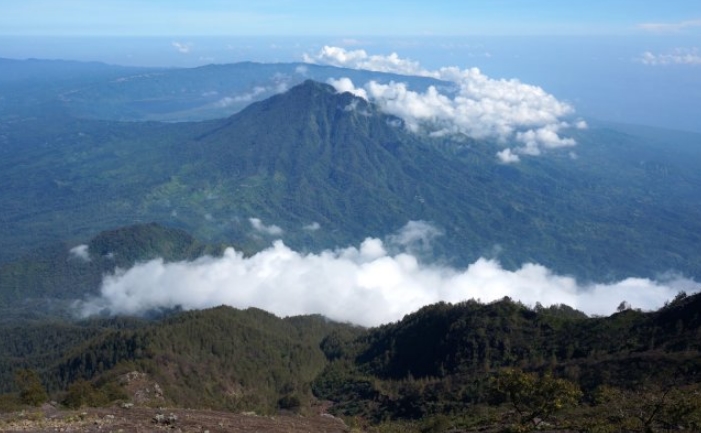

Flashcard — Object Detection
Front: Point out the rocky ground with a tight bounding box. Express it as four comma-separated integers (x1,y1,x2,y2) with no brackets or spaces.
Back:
0,404,350,432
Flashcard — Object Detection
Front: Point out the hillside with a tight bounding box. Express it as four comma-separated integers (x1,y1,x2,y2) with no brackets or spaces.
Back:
312,294,701,430
2,79,701,281
2,294,700,431
0,305,361,413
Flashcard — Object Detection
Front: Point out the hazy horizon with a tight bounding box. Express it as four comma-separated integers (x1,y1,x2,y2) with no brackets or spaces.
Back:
2,33,700,134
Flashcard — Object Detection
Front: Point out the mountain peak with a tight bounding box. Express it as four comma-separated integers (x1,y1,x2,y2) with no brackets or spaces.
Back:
260,79,373,117
292,78,336,94
201,79,394,149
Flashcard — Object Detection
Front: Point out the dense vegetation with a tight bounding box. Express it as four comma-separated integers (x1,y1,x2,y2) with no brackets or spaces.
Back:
0,306,360,414
1,294,700,431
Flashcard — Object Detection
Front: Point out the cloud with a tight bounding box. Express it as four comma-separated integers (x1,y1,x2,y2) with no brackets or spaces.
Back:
171,41,193,54
638,19,701,33
78,222,700,327
306,46,583,161
327,77,367,99
303,222,321,231
305,46,426,76
515,124,576,156
69,244,90,262
216,86,268,107
638,48,701,66
497,148,520,164
385,220,442,256
249,217,283,236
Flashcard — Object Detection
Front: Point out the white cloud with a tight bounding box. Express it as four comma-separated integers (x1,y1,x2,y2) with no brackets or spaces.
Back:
638,19,701,33
304,46,426,76
307,46,583,161
638,48,701,66
515,124,576,155
215,86,270,107
386,220,442,255
171,41,193,54
249,217,283,236
497,148,520,164
78,223,700,327
69,244,90,262
303,222,321,231
327,77,367,99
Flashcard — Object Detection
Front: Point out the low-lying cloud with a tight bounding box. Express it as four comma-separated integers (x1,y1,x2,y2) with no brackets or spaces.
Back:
171,41,193,54
78,222,699,327
639,48,701,66
249,217,283,236
305,46,585,162
638,19,701,33
69,244,91,262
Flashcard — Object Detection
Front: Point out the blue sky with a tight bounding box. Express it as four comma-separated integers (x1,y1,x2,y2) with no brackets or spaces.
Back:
1,0,700,36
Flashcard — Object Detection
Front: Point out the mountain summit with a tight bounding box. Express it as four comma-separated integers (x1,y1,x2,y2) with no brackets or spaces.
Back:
185,79,462,243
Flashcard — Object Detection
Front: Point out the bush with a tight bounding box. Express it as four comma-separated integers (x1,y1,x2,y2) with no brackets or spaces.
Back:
14,369,47,407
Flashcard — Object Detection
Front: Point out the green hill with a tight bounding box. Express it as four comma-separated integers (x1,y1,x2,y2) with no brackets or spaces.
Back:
0,305,361,414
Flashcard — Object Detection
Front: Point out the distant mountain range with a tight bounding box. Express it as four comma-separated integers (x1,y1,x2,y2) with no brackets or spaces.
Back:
0,57,446,121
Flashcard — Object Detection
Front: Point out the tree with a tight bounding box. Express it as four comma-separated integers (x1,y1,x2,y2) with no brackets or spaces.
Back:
14,369,47,406
593,384,701,432
490,368,581,430
63,379,103,409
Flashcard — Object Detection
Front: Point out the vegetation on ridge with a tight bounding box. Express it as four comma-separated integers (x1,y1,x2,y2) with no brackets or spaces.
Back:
1,292,700,431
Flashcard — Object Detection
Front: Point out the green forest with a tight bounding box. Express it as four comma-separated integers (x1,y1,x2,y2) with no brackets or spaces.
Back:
2,290,701,431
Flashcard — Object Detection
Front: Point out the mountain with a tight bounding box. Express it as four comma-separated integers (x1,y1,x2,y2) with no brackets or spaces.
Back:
2,79,701,281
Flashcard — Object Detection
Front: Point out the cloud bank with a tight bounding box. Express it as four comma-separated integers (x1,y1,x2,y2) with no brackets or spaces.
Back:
305,46,584,162
78,223,699,327
639,48,701,66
